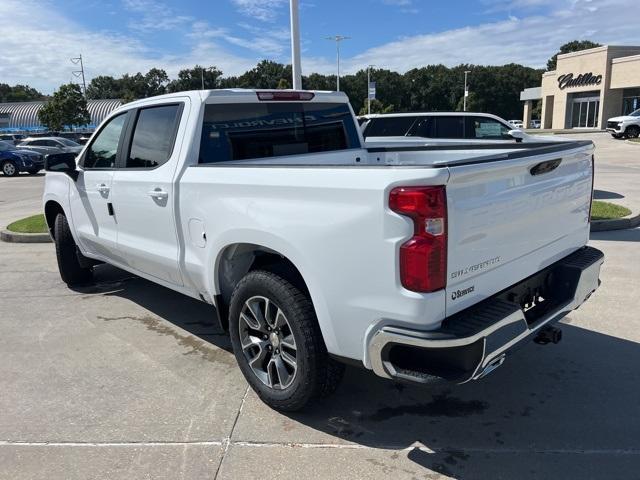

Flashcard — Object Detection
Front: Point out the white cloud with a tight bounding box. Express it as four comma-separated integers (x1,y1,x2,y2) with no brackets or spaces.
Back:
339,0,640,74
122,0,192,32
0,0,257,94
230,0,288,22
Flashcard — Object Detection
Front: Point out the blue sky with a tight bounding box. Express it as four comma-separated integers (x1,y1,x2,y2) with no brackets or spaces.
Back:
1,0,638,93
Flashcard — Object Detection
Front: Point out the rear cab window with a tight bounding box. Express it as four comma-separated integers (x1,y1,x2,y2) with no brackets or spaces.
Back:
199,102,361,163
126,104,182,168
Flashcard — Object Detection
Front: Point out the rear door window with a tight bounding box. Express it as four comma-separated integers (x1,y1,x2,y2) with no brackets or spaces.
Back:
432,116,465,139
199,102,360,163
126,104,182,169
362,116,417,137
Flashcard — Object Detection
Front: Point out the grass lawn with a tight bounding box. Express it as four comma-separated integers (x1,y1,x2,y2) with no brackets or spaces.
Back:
628,138,640,144
6,214,48,234
591,201,632,221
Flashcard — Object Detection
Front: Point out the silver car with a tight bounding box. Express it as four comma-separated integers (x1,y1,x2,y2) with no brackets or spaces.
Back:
17,137,83,156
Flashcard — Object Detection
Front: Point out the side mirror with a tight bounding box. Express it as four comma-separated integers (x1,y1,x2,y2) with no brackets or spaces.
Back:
508,129,525,143
45,152,78,180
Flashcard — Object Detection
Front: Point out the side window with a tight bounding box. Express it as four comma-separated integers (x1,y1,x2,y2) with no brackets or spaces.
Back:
44,140,58,147
466,117,511,140
363,116,417,137
83,113,127,169
408,118,433,137
30,140,46,146
432,117,465,139
126,104,181,169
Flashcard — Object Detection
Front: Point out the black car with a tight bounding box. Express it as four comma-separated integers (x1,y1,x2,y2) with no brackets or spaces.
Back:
0,140,45,176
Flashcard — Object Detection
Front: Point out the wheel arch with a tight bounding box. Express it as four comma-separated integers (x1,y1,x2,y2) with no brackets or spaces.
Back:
44,200,65,240
213,243,312,333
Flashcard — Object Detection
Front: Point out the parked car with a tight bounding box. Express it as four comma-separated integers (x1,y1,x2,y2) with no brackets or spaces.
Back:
606,108,640,138
18,136,83,156
43,89,603,411
0,134,26,145
508,119,524,129
530,119,541,129
0,140,45,176
361,112,540,148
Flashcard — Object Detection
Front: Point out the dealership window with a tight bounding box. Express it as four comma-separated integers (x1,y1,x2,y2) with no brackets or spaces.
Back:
622,88,640,116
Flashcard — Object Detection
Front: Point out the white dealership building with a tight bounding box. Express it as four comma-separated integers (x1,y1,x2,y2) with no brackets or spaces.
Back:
521,45,640,129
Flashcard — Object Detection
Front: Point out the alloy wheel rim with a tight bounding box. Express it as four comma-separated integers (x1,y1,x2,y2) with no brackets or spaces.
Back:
3,163,15,175
238,295,298,390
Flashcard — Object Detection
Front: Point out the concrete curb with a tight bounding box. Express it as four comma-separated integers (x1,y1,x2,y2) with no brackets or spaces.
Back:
0,229,52,243
591,212,640,232
624,139,640,145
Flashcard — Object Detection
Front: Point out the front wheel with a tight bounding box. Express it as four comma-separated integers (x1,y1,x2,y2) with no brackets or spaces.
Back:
228,270,344,411
1,161,18,177
53,213,93,286
625,126,640,138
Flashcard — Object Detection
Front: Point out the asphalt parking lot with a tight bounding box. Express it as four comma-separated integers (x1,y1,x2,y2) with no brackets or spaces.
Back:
1,133,639,479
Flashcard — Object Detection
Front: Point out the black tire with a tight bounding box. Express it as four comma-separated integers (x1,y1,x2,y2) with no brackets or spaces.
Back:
611,134,622,139
229,270,344,411
1,160,18,177
53,213,93,286
625,126,640,139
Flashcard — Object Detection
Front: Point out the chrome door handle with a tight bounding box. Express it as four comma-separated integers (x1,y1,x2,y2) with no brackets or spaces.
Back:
147,189,168,200
96,183,110,194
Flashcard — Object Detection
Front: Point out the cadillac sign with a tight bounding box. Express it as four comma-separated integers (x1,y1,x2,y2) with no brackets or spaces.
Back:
557,72,602,90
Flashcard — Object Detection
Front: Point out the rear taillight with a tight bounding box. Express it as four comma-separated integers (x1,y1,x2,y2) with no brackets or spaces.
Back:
256,91,315,101
389,186,447,293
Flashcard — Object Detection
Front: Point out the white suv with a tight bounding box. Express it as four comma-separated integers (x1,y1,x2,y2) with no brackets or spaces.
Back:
606,109,640,139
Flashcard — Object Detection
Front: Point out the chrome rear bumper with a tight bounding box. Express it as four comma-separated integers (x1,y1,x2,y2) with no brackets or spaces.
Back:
368,246,604,385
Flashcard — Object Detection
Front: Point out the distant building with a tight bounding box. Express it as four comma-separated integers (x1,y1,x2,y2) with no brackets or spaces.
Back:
520,45,640,129
0,99,122,131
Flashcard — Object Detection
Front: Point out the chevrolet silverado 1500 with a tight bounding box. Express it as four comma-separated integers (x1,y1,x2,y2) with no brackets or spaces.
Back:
43,89,603,411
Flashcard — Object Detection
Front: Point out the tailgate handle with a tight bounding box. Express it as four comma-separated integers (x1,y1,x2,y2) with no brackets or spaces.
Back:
530,158,562,176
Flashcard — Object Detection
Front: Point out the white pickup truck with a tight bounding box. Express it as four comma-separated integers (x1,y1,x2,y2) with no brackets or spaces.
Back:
43,89,603,411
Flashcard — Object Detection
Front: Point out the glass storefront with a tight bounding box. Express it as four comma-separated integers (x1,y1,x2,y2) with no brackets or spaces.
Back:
569,91,600,128
622,88,640,115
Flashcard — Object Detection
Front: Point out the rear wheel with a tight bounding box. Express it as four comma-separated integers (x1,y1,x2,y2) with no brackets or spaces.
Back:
1,160,18,177
625,125,640,138
229,270,344,411
54,213,93,286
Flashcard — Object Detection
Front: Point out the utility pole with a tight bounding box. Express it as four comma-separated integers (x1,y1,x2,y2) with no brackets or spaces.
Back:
290,0,302,89
367,65,376,115
71,54,87,96
325,35,350,91
201,66,205,90
463,70,471,112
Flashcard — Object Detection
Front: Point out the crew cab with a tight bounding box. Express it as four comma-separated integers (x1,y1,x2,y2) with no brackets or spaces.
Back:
606,108,640,138
43,89,603,411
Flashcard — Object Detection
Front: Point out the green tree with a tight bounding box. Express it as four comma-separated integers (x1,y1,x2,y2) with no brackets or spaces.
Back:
276,78,291,89
38,83,90,131
167,65,223,92
547,40,601,70
236,60,291,89
0,83,45,102
358,99,394,115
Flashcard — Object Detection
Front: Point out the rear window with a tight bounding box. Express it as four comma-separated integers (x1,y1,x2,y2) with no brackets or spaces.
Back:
199,102,361,163
362,116,417,137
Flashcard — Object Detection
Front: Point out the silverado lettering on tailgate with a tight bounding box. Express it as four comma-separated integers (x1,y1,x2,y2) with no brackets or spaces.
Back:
451,256,501,280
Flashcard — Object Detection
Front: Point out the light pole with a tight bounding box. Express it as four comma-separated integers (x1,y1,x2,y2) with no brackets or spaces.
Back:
290,0,302,89
326,35,350,91
70,54,87,96
367,65,376,115
463,70,471,112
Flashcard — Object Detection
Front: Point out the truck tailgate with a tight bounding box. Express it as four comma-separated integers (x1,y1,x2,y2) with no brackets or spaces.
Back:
445,144,594,315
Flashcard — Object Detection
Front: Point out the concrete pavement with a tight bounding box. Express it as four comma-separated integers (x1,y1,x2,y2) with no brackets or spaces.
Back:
1,134,639,479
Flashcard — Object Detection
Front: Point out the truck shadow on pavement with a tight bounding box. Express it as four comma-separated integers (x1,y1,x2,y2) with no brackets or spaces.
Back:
85,264,638,480
591,228,640,242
